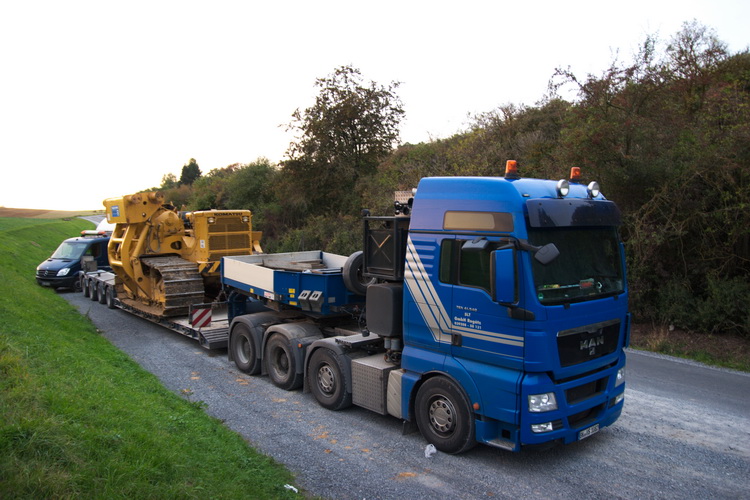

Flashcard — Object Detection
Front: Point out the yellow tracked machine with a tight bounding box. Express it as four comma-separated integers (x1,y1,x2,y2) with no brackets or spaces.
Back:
103,192,262,317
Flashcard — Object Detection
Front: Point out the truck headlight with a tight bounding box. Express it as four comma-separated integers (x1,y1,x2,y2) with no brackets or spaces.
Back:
528,392,558,413
531,422,554,433
615,367,625,387
57,268,71,276
611,392,625,407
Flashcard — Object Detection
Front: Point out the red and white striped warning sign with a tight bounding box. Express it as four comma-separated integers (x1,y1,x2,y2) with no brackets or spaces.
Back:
191,306,212,328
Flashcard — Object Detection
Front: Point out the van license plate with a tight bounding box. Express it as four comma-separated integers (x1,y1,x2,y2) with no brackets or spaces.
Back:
578,424,599,440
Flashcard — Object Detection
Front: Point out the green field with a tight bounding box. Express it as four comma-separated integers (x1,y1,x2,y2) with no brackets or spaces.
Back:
0,217,299,499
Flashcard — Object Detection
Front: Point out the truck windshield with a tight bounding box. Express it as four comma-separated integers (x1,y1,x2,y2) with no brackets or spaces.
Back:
50,241,89,260
528,227,624,305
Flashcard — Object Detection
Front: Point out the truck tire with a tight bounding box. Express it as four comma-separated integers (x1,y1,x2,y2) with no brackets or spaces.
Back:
82,277,90,297
231,323,262,375
105,286,116,309
343,251,376,296
307,348,352,411
415,376,477,454
265,334,303,390
97,282,107,304
89,279,99,301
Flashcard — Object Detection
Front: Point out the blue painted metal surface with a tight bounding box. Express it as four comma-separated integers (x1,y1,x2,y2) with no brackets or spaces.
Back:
400,175,629,450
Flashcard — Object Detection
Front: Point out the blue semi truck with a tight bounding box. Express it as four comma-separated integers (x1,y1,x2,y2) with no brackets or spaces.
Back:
220,161,629,453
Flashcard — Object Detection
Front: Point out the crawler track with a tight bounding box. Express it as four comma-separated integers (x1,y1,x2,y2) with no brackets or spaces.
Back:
141,256,204,317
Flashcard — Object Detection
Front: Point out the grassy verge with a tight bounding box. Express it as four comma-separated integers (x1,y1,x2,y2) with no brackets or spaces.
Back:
0,217,298,499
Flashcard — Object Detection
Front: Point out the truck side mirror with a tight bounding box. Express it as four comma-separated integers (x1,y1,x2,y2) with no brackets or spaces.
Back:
492,248,516,304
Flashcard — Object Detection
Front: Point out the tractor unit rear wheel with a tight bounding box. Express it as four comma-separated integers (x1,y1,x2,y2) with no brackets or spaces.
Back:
308,348,352,411
264,334,303,390
231,323,262,375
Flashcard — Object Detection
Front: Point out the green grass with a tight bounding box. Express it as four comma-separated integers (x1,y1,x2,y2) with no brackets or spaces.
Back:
0,217,299,499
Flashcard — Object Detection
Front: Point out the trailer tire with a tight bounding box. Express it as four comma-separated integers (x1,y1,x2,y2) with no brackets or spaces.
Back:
415,376,477,454
105,286,116,309
265,334,303,390
343,251,376,296
231,323,262,374
308,348,352,411
97,282,107,304
82,277,90,297
89,279,99,301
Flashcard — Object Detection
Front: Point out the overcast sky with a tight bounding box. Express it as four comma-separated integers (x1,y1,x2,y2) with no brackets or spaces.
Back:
1,1,748,210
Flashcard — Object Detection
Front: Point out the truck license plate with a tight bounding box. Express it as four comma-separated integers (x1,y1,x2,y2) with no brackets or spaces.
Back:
578,424,599,441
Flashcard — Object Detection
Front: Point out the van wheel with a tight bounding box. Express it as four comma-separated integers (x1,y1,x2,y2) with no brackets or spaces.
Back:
308,348,351,410
415,377,476,454
265,334,302,390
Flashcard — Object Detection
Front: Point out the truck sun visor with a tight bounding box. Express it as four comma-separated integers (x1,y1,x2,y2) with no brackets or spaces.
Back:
526,199,621,228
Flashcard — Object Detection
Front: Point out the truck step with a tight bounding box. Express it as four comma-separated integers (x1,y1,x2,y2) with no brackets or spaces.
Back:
335,333,382,349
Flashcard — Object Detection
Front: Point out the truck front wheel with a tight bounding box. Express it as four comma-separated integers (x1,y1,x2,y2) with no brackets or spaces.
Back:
415,376,477,454
265,334,303,390
308,348,352,411
231,323,261,375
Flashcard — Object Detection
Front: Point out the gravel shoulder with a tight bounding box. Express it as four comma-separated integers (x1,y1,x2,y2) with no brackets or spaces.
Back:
64,291,750,499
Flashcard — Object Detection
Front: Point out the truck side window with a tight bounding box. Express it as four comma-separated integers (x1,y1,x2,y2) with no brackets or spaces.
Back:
439,240,497,295
89,244,100,258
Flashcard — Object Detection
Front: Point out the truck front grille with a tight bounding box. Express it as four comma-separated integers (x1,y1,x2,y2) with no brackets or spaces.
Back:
557,319,620,367
565,377,607,405
568,404,604,429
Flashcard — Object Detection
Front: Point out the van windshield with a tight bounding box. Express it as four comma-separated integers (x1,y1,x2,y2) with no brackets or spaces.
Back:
50,241,89,260
528,227,624,305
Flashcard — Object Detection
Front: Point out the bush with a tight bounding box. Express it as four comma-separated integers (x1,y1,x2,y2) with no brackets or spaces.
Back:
656,274,750,337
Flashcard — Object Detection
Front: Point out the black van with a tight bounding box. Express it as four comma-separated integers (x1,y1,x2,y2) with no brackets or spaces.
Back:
36,232,111,290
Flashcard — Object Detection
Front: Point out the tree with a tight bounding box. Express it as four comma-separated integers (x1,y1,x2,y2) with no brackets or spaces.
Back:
160,173,178,190
280,65,405,217
179,158,202,186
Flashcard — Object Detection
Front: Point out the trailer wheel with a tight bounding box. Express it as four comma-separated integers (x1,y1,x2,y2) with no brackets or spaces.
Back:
231,323,261,374
82,277,90,297
265,334,303,390
105,286,116,309
415,376,476,454
97,282,107,304
89,279,99,301
343,251,376,296
308,348,352,410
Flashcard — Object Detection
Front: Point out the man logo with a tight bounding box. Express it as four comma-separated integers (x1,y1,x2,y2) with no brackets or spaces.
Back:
580,336,605,356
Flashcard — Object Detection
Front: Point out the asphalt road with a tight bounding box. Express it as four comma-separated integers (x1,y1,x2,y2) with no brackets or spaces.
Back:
63,290,750,500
